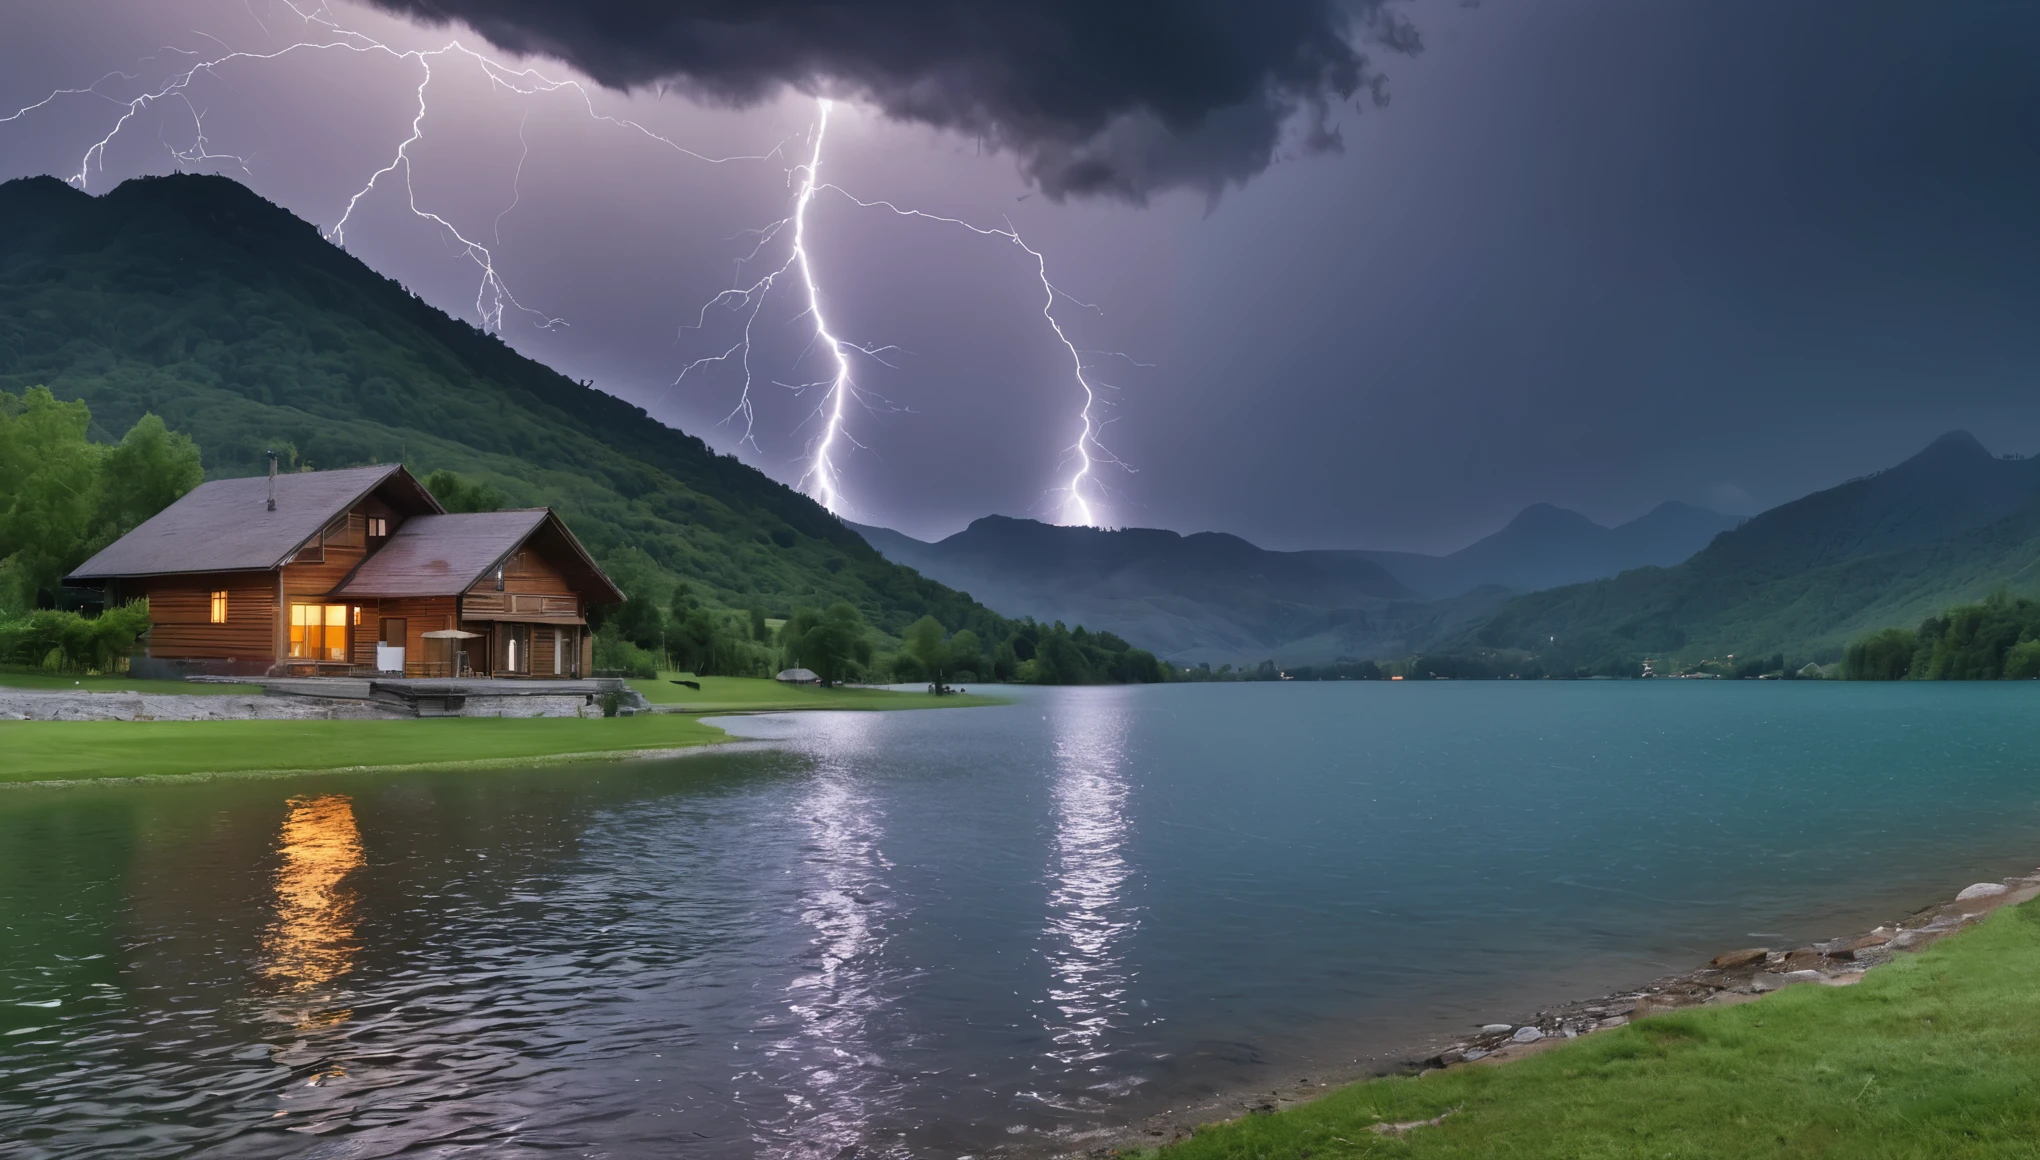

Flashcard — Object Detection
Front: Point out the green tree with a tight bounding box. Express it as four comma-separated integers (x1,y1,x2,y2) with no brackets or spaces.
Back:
96,414,203,543
904,615,949,691
0,388,202,612
947,629,983,680
1844,628,1920,680
786,601,872,687
421,469,504,513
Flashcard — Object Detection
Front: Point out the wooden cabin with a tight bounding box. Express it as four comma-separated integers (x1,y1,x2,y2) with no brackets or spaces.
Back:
65,463,624,678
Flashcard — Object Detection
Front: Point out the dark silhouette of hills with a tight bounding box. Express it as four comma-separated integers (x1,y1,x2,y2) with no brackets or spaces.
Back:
849,499,1732,664
1475,431,2040,667
1357,501,1738,598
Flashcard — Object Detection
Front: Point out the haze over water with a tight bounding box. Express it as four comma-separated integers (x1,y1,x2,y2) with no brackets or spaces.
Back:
8,682,2040,1157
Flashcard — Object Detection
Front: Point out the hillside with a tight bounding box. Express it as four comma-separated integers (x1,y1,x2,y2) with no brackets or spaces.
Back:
0,173,1000,635
850,515,1513,665
1359,501,1738,598
1474,432,2040,669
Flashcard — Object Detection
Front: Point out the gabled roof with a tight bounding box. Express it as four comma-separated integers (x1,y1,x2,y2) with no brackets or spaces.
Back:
330,509,624,603
66,464,441,581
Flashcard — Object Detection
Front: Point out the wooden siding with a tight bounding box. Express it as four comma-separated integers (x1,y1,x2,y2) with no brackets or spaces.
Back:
355,596,460,676
137,571,277,660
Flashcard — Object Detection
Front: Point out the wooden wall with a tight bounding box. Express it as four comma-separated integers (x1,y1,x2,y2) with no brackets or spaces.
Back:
137,571,277,660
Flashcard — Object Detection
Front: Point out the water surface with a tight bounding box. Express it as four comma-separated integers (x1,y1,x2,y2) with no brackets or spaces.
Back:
7,682,2040,1156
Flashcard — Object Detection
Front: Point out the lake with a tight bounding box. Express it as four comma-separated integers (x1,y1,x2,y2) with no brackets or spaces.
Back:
8,681,2040,1157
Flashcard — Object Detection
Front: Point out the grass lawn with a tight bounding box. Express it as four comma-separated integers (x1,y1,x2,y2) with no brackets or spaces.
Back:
1136,902,2040,1159
629,672,1006,713
0,667,261,696
0,714,728,783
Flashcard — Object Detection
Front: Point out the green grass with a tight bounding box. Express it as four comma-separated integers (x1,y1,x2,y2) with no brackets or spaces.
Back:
629,672,1006,713
0,714,728,782
1138,903,2040,1159
0,667,261,696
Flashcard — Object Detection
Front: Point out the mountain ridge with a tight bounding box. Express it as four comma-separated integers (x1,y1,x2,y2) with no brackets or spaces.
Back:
0,172,1011,636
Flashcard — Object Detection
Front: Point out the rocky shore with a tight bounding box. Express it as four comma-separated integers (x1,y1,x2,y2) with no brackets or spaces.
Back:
1083,870,2040,1156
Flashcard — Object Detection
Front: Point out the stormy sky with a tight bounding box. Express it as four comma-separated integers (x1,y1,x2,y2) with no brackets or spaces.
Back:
3,0,2038,552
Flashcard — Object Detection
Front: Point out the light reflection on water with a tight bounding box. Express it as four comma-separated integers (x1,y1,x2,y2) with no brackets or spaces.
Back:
262,794,365,991
1035,688,1139,1109
756,712,902,1158
11,684,2040,1157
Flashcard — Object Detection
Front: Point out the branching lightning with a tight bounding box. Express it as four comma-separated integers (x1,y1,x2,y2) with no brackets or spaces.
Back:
3,3,1139,526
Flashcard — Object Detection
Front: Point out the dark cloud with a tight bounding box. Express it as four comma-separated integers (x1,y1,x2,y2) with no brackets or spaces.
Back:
363,0,1419,199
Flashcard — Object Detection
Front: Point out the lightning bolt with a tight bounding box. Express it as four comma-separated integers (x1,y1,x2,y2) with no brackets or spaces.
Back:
811,185,1134,526
10,2,774,337
5,8,1138,526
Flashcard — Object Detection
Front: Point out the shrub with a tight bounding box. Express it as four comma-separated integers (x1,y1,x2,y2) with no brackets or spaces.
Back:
0,600,152,672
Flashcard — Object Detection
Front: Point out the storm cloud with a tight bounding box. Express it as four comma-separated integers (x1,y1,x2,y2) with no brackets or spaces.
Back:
363,0,1420,199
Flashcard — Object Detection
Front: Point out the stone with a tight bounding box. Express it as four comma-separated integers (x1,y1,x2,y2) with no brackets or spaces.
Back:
1479,1024,1512,1036
1597,1016,1630,1029
1511,1026,1543,1043
1957,882,2010,901
1782,969,1823,983
1707,947,1769,970
1838,931,1892,957
1781,948,1824,972
1462,1049,1489,1062
1748,972,1790,992
1435,1049,1465,1066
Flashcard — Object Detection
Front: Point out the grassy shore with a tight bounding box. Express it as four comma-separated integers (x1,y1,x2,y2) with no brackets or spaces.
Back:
0,714,728,783
629,672,1006,713
0,667,261,695
1135,901,2040,1159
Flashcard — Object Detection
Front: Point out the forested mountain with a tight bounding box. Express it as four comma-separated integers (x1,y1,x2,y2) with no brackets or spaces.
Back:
0,173,1000,637
1473,432,2040,670
1359,501,1738,598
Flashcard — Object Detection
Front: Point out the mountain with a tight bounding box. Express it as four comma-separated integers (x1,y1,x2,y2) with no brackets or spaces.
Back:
1473,432,2040,669
0,173,1001,636
849,515,1517,665
1360,501,1739,598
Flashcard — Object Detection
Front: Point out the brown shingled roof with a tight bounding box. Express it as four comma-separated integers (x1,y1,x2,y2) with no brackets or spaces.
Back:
66,464,440,580
331,509,623,603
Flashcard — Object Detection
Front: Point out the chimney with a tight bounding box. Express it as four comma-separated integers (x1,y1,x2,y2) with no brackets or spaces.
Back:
266,451,278,511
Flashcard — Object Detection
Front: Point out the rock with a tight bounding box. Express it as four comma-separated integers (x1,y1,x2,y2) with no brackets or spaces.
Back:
1479,1023,1512,1035
1435,1049,1465,1066
1597,1016,1630,1029
1835,931,1892,959
1707,947,1769,970
1956,882,2010,901
1511,1026,1543,1043
1781,948,1824,972
1462,1049,1489,1062
1782,969,1823,983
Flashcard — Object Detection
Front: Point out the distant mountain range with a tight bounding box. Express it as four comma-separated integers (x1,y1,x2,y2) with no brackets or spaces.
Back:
1358,501,1739,598
850,499,1735,665
1472,431,2040,670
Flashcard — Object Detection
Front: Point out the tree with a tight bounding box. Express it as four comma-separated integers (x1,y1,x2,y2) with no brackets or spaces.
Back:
97,414,203,543
0,387,202,612
749,605,769,641
904,615,949,691
786,601,872,686
421,469,503,513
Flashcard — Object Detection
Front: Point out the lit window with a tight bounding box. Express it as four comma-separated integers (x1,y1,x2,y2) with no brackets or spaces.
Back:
367,517,389,538
352,606,362,627
210,590,228,623
289,604,351,662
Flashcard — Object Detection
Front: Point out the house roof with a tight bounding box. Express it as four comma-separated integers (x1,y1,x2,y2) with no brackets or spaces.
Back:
330,509,624,603
66,463,440,581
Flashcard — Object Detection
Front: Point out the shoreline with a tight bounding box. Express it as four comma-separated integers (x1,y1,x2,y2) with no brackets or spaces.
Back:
0,735,796,791
1071,867,2040,1156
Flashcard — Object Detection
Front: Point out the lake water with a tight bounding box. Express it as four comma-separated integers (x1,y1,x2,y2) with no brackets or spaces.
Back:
8,682,2040,1157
